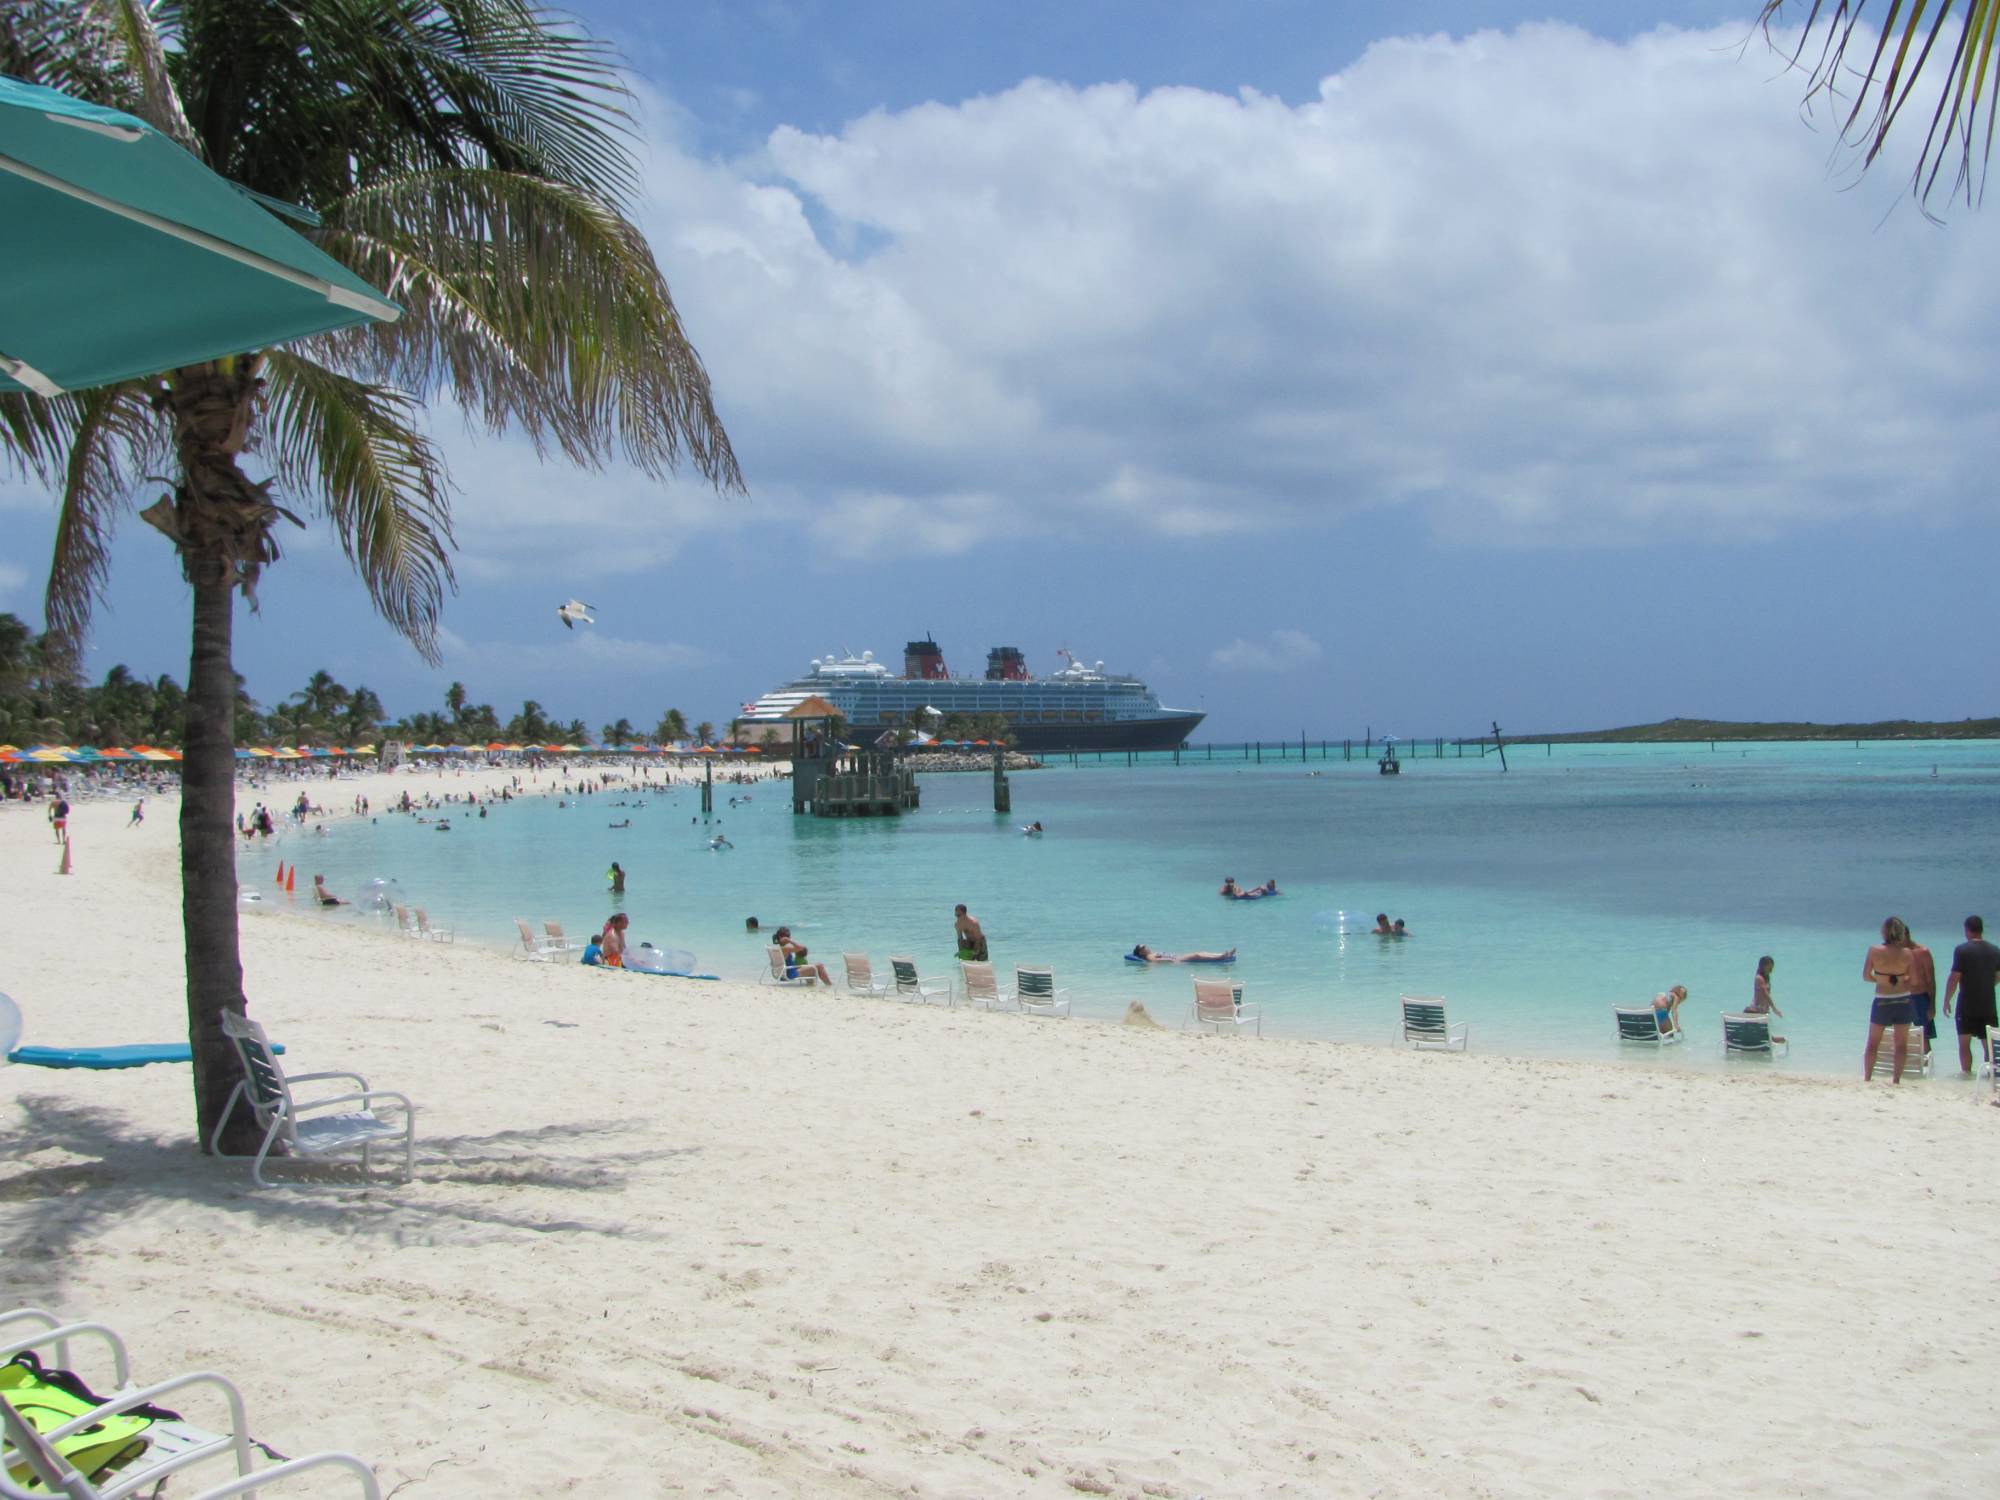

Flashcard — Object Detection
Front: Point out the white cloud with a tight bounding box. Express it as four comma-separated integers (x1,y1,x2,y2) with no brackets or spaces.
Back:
585,21,2000,560
1210,629,1324,672
0,558,25,604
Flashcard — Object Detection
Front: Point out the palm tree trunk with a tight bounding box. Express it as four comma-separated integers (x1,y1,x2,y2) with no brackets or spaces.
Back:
182,553,253,1152
143,359,279,1153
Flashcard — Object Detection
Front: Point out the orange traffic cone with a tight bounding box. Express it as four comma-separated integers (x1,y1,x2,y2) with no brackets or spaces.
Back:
58,837,72,875
285,866,296,895
275,860,286,887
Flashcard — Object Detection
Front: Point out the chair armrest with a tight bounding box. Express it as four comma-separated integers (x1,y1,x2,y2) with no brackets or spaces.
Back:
38,1369,248,1450
0,1318,132,1387
283,1070,370,1090
289,1090,414,1118
174,1450,381,1500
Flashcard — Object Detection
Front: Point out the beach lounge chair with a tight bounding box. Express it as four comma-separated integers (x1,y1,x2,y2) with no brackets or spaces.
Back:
413,908,452,943
1865,1031,1932,1080
762,946,818,988
1989,1026,1999,1094
888,956,950,1005
0,1307,381,1499
1013,966,1071,1018
392,905,418,938
1613,1006,1682,1046
512,918,563,960
541,920,584,953
1190,978,1260,1036
958,961,1014,1011
210,1010,415,1189
1398,995,1468,1051
842,954,891,997
1720,1012,1788,1057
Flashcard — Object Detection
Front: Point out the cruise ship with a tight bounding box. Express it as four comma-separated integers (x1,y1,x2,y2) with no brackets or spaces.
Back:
739,639,1205,754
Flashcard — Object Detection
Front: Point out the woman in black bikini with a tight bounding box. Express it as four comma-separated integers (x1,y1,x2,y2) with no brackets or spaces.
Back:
1863,916,1916,1083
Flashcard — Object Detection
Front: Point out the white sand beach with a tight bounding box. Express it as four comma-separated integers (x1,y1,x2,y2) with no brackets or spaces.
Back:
4,771,1996,1498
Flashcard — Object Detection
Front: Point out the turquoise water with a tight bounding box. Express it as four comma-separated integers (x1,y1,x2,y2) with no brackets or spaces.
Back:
255,740,2000,1076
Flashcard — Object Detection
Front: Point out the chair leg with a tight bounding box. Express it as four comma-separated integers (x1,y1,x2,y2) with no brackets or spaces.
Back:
207,1081,248,1157
249,1121,282,1189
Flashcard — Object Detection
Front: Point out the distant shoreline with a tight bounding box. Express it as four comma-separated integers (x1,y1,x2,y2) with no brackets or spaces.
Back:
1499,716,2000,745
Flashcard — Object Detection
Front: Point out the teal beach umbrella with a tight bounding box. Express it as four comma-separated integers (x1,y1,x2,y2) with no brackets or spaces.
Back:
0,75,399,396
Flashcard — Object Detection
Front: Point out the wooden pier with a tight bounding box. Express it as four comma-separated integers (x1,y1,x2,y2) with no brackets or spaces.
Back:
804,751,920,816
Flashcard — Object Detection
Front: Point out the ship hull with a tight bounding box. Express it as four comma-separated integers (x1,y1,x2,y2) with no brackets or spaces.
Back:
1004,712,1205,755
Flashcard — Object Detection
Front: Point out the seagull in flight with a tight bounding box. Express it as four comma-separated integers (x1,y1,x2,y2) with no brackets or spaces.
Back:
556,599,596,630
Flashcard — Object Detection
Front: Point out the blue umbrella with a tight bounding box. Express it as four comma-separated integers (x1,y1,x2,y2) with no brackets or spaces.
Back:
0,76,398,396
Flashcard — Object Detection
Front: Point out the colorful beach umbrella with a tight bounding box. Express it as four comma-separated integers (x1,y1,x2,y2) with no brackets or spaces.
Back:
0,76,400,397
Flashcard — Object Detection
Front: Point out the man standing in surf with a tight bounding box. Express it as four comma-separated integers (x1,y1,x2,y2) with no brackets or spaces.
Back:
954,904,988,962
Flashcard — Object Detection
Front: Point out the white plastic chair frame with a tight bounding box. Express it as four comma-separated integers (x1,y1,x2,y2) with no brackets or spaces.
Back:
841,954,890,997
1013,967,1071,1018
512,918,558,960
762,945,818,987
413,908,453,943
888,956,949,1005
1398,996,1468,1051
957,961,1014,1011
1612,1006,1681,1046
1190,978,1260,1036
0,1309,380,1499
541,920,584,952
1720,1011,1788,1057
210,1011,414,1189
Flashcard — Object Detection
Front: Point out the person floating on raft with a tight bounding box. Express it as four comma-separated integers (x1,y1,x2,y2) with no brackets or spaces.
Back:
1128,943,1236,964
1022,821,1044,836
1219,876,1279,900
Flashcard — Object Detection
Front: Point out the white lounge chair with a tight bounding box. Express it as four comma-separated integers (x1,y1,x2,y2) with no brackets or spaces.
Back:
888,956,950,1004
513,917,555,960
762,945,818,987
842,954,890,997
1190,978,1260,1036
958,961,1013,1011
1989,1026,1999,1094
1865,1028,1932,1080
0,1307,380,1499
392,905,418,939
541,920,584,953
211,1010,415,1189
413,907,452,943
1613,1005,1682,1046
1398,995,1467,1051
1013,966,1071,1018
1721,1012,1788,1057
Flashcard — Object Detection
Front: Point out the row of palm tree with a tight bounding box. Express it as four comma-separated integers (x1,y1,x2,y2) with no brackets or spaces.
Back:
0,625,768,750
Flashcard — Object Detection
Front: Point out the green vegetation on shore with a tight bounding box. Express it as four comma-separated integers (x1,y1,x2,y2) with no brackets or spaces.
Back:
1512,716,2000,744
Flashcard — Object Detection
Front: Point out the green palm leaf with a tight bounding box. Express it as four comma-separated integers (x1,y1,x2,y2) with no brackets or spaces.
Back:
1765,0,2000,207
317,168,742,485
262,351,457,660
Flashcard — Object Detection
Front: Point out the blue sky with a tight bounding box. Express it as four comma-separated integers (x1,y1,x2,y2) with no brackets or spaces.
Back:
5,3,1998,740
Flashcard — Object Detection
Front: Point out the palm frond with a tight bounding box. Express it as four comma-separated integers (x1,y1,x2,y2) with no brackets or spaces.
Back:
1763,0,2000,208
84,0,199,148
261,350,457,662
314,167,742,490
171,0,634,211
42,384,165,664
372,0,638,202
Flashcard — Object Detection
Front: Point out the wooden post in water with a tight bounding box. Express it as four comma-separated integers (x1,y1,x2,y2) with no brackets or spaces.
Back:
992,740,1010,814
1255,740,1262,764
1491,720,1508,772
702,755,714,813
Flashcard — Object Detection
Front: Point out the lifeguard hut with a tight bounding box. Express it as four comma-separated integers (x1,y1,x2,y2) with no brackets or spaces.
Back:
786,696,920,816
